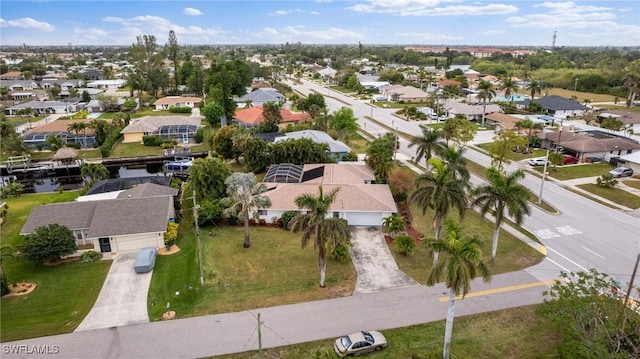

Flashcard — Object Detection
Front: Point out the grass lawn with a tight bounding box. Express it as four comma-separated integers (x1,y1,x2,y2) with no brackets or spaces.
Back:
0,191,112,342
622,179,640,190
148,204,356,320
534,163,614,180
345,134,369,153
474,143,547,162
97,108,179,120
218,305,560,359
393,203,544,284
109,140,165,157
577,184,640,209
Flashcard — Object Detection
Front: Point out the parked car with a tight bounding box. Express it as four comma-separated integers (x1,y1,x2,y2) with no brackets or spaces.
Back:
334,330,387,357
134,247,157,273
528,158,548,167
609,167,634,178
563,155,579,165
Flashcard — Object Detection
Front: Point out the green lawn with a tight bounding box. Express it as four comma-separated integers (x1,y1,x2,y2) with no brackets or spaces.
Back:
577,184,640,209
97,108,178,120
109,140,166,157
218,305,560,359
475,143,547,161
0,191,112,342
393,203,544,284
534,163,614,180
622,179,640,190
148,205,356,320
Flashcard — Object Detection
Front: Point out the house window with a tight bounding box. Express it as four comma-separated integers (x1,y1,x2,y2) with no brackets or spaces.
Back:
258,210,267,215
333,212,340,218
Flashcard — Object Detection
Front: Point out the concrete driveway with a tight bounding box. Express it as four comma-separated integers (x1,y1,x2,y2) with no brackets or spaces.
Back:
349,226,419,294
75,253,152,331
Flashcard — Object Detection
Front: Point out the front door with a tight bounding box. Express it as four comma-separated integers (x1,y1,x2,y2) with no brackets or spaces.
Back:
99,237,111,253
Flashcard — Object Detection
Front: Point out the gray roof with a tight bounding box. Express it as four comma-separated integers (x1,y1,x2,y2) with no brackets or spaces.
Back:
116,183,178,199
275,130,351,153
529,95,587,111
237,89,285,103
121,115,202,134
21,196,172,238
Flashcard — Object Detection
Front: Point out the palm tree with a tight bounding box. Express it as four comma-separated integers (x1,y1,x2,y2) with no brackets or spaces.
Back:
515,118,543,153
410,158,468,265
0,246,13,296
223,172,272,249
67,121,87,146
526,80,543,101
80,163,109,186
622,71,640,108
437,145,470,181
409,125,444,164
476,80,495,128
289,186,351,287
472,167,531,262
426,219,491,359
500,76,518,101
46,135,65,151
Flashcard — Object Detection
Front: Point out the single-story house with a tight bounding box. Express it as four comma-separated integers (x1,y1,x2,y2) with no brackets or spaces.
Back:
443,99,503,121
274,130,351,160
258,163,397,226
235,88,285,107
22,119,95,149
20,183,178,254
541,130,640,162
10,92,36,101
484,112,522,132
382,85,429,102
86,79,126,90
233,106,311,128
0,79,39,91
597,110,640,134
5,99,80,116
154,96,202,111
0,71,24,80
40,79,83,91
524,95,588,118
318,67,338,78
120,115,203,143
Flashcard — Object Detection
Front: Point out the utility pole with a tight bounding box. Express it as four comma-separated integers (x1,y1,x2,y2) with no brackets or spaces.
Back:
537,148,550,205
623,253,640,308
555,117,565,153
192,188,204,285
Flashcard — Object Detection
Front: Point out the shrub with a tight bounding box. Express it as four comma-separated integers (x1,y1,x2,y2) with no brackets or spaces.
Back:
143,135,165,146
280,210,299,229
394,235,415,256
66,142,81,149
80,251,102,263
596,174,617,188
331,239,352,262
164,222,179,246
340,151,358,162
193,128,204,143
168,106,192,114
100,126,123,157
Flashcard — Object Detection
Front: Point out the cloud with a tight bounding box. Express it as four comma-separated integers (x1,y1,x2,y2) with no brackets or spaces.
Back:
0,17,55,32
482,30,505,35
395,31,463,41
268,9,305,16
250,25,364,43
347,0,517,16
183,7,203,16
310,11,321,15
507,1,618,29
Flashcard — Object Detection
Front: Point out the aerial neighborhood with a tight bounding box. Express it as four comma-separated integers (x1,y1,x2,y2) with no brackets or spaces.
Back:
1,25,640,359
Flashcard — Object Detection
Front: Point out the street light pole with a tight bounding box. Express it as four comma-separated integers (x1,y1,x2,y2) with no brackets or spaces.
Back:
555,117,565,153
537,148,550,205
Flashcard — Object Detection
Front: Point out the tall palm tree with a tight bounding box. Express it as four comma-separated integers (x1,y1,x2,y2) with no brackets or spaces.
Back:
515,118,543,153
223,172,272,249
476,80,495,128
622,71,640,108
81,163,109,186
289,186,351,287
409,125,444,164
526,80,543,101
426,219,491,359
437,145,470,181
471,167,531,262
410,158,468,265
500,76,518,101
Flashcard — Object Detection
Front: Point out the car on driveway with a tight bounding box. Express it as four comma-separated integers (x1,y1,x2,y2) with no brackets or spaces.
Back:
134,247,157,273
563,154,580,165
528,158,548,167
334,330,387,357
609,167,634,178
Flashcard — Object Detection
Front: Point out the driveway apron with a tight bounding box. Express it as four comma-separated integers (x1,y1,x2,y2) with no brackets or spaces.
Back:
75,253,152,331
350,226,419,294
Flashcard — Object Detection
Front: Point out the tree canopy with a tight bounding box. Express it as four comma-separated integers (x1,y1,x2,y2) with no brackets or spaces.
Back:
20,224,77,264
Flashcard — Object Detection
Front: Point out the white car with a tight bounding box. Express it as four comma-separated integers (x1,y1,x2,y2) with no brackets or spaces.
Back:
528,158,548,167
609,167,634,178
334,330,387,357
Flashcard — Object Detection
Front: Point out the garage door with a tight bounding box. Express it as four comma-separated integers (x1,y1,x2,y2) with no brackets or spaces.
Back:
114,234,161,253
345,212,382,226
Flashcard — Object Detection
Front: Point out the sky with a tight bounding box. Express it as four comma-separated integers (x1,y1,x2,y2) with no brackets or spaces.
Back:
1,0,639,48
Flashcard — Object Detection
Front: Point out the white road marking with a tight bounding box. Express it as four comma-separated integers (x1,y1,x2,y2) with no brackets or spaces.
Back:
546,257,572,273
546,245,589,272
582,246,605,259
555,226,582,236
533,229,560,240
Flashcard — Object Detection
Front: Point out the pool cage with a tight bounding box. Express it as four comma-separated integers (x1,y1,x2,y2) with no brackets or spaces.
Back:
152,124,199,144
22,131,96,149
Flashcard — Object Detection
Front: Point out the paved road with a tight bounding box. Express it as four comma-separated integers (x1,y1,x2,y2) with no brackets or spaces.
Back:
2,269,547,359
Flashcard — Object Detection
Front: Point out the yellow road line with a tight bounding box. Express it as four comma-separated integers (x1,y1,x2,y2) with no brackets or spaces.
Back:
438,279,557,302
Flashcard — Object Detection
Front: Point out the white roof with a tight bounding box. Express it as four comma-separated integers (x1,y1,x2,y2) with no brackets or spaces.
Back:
620,151,640,164
76,191,124,202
